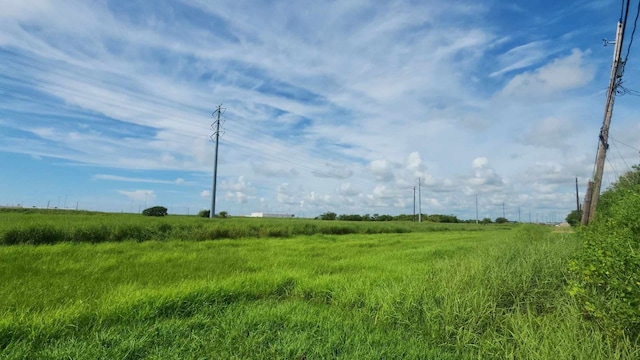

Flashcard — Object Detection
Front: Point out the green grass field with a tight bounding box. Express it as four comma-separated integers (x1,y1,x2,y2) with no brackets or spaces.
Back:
0,210,496,245
1,213,638,359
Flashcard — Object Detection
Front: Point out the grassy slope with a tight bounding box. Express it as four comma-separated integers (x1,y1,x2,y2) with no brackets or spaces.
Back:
0,226,636,359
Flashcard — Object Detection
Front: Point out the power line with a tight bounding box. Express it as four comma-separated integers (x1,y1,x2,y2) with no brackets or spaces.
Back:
606,156,621,180
611,139,632,172
617,83,640,96
610,136,640,152
622,0,640,67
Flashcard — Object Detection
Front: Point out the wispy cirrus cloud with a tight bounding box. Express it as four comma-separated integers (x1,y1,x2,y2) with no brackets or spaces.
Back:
0,0,636,219
93,174,187,185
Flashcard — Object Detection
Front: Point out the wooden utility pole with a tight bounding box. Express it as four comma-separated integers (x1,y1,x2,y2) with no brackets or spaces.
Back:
475,194,479,224
575,177,580,212
583,19,625,225
581,181,593,225
418,178,422,223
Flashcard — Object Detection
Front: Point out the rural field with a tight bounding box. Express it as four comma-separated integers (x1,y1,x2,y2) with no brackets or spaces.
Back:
0,211,637,359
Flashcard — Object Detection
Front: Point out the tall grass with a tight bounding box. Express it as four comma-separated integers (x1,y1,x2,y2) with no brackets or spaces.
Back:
0,210,499,245
1,225,637,358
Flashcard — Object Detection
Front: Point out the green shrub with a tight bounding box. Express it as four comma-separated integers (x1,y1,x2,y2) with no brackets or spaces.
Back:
142,206,168,217
565,209,582,227
113,224,152,242
72,225,110,243
1,225,65,245
569,165,640,339
197,210,210,218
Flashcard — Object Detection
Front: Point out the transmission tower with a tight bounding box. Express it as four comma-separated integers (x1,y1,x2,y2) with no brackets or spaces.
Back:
210,104,225,218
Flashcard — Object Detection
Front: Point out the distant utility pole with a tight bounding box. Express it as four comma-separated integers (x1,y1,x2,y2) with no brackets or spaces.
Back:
502,202,505,219
475,194,479,224
518,207,521,223
413,186,416,222
210,104,225,219
583,12,627,225
418,178,422,223
575,177,580,212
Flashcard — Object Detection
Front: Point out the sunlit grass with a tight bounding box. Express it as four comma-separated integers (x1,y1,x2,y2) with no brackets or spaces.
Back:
1,225,637,358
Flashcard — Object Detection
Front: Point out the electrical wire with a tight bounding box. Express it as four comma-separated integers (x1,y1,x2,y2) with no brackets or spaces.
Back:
610,136,640,152
622,0,640,67
606,156,620,184
617,83,640,96
612,140,632,172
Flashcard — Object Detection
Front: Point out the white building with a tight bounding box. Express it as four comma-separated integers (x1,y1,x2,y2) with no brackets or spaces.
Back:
249,212,294,218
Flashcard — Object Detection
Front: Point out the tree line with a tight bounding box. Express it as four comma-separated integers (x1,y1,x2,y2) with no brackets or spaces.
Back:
315,212,504,223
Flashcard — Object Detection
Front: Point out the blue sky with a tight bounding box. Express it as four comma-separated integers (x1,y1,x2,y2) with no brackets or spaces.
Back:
1,0,640,220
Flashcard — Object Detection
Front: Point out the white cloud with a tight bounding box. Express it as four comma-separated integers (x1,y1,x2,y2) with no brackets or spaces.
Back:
465,157,506,192
472,157,489,170
370,159,395,182
276,183,298,205
225,191,252,204
520,116,578,149
117,190,155,202
94,174,189,185
500,49,595,98
338,182,361,197
222,176,249,192
405,151,426,178
490,40,551,77
0,1,627,220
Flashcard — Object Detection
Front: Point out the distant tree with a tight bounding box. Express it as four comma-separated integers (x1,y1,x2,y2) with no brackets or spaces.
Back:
376,214,394,221
197,210,210,218
565,210,582,227
338,214,363,221
495,217,509,224
319,212,337,220
142,206,168,217
392,214,414,221
426,214,459,223
481,217,492,224
218,211,229,218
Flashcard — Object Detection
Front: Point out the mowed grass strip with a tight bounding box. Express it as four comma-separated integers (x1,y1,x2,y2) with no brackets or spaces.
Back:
1,226,636,359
